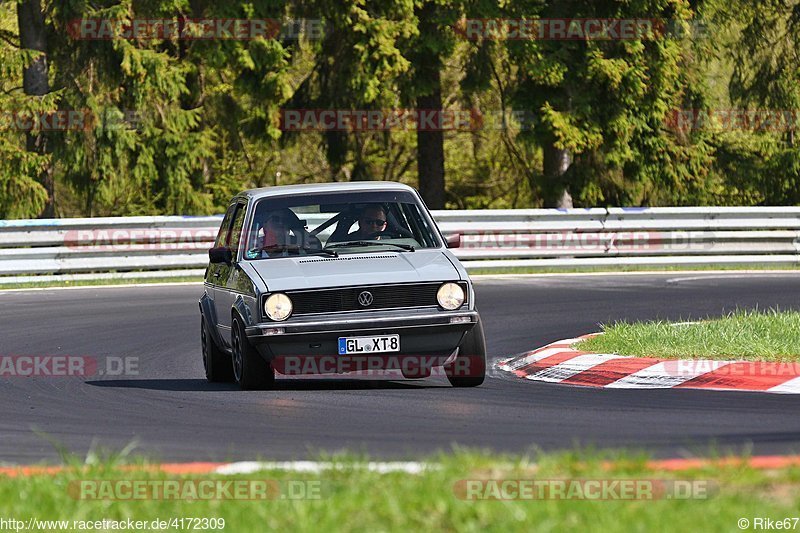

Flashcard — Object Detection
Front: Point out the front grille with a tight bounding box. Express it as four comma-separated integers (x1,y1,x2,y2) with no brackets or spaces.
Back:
285,282,465,315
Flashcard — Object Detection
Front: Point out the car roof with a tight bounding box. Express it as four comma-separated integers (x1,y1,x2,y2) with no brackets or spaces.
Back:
238,181,417,201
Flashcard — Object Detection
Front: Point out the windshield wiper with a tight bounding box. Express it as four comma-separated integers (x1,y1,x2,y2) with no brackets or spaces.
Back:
305,249,339,257
325,240,415,252
247,245,338,257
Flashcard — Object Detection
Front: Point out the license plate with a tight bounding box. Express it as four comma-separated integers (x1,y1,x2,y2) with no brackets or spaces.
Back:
338,334,400,355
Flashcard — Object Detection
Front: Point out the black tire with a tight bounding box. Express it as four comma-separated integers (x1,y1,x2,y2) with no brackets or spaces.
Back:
446,320,487,387
231,316,275,390
202,316,234,383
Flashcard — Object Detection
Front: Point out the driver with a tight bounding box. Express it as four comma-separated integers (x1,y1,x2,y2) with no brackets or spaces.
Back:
348,205,388,240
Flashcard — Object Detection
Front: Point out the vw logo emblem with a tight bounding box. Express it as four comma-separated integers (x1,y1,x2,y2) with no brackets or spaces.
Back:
357,291,374,307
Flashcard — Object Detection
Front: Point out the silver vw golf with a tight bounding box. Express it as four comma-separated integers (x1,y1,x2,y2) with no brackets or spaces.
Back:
199,182,486,389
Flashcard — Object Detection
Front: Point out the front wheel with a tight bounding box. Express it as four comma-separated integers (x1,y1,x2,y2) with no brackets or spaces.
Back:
445,320,487,387
232,316,275,390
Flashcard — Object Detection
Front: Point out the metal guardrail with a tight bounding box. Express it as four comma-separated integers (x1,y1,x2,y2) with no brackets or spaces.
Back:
0,207,798,283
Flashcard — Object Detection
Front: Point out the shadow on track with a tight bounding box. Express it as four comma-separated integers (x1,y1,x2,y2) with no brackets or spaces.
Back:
85,378,448,391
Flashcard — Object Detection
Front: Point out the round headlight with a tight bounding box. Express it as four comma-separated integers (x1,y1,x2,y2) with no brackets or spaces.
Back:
437,282,465,310
264,293,293,321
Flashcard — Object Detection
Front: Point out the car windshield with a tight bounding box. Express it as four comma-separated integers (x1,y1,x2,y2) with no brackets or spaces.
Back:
243,190,442,259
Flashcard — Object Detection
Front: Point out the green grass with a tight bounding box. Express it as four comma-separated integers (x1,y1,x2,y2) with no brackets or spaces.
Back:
2,450,799,532
577,309,800,362
0,276,203,290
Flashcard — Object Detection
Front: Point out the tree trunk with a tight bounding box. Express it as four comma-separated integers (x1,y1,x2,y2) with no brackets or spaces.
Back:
17,0,54,217
325,130,348,182
542,142,573,208
416,73,446,209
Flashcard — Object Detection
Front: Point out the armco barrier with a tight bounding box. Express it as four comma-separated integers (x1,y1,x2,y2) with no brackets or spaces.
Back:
0,207,798,283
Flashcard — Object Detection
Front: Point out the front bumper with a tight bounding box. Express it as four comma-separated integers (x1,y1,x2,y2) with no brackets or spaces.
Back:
245,308,479,359
246,309,478,337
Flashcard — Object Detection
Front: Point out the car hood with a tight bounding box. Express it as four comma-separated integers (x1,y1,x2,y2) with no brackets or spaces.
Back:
248,249,461,291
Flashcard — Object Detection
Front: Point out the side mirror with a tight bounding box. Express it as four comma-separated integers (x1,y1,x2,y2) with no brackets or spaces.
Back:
444,233,461,249
209,247,233,264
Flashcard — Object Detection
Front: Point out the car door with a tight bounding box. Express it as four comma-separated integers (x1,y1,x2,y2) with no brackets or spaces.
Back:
206,201,236,327
213,199,248,345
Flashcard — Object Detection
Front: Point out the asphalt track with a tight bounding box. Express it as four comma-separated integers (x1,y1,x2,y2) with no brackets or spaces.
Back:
2,272,800,464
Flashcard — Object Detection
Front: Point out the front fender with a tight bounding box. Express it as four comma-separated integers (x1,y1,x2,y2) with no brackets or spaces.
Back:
232,294,257,328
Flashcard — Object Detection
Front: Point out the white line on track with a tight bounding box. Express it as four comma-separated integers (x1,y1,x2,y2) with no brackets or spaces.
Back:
666,273,800,283
214,461,435,475
474,270,800,281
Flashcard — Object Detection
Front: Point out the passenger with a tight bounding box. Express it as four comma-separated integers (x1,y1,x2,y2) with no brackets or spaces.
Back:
257,208,322,252
258,209,294,248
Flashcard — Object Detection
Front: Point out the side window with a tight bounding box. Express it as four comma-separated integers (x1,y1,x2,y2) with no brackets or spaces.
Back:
214,203,237,248
400,203,438,247
227,202,248,254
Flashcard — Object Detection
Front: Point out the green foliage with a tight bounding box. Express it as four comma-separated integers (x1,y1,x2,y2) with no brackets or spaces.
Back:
2,0,800,218
720,0,800,205
0,3,50,218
